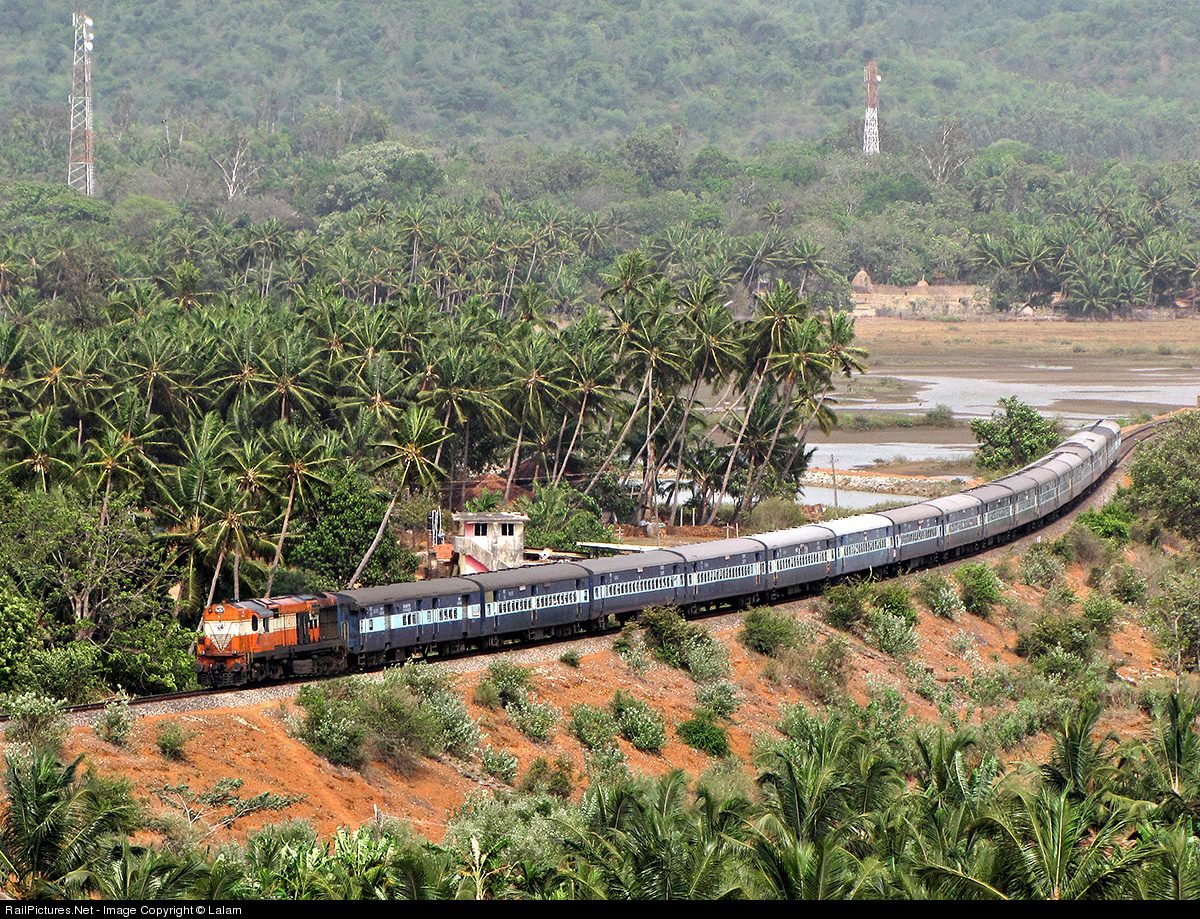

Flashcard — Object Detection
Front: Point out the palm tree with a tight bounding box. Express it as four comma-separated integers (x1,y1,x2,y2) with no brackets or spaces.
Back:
0,750,137,899
264,424,336,598
348,405,447,588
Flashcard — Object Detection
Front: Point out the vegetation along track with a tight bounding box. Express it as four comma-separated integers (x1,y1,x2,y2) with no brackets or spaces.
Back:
34,416,1171,722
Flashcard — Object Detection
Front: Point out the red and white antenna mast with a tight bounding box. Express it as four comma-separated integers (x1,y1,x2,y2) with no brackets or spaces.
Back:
863,60,880,155
67,11,96,196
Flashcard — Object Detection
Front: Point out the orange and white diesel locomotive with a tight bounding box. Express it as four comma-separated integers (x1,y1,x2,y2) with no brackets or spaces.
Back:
197,421,1122,689
196,592,342,686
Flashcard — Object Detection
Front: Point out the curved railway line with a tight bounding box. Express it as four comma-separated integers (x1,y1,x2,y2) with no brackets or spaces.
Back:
16,414,1176,725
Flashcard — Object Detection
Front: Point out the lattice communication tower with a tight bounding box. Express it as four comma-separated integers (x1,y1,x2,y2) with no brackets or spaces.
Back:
67,11,96,196
863,60,880,155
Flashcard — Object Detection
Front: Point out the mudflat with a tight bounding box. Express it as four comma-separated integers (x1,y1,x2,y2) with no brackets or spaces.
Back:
840,315,1200,419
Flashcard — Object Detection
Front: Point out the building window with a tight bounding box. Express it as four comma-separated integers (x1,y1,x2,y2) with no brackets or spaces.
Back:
475,522,488,536
501,523,515,537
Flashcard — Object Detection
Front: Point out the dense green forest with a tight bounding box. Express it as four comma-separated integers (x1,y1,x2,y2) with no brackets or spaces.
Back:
5,0,1200,158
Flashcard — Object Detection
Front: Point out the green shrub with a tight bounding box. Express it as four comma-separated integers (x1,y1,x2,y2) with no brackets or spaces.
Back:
746,497,808,532
874,583,917,627
97,698,135,747
481,746,518,785
1041,585,1078,614
559,650,581,668
676,712,730,757
917,573,965,620
155,723,189,761
1015,612,1095,662
358,687,439,774
612,622,652,673
1021,547,1064,588
388,664,479,758
1051,523,1114,567
1078,502,1133,546
472,680,503,710
948,630,978,659
780,635,850,704
484,661,534,708
518,756,575,798
954,563,1003,619
583,740,629,784
695,681,739,720
678,631,730,682
567,704,618,750
293,670,479,771
865,608,919,659
611,692,667,753
3,692,69,756
17,643,106,705
1111,564,1148,606
1081,594,1122,639
739,606,801,656
822,579,874,631
510,697,558,743
924,404,955,427
639,606,727,681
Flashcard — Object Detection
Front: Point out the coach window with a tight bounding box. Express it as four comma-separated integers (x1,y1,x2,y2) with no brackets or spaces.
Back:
251,615,259,631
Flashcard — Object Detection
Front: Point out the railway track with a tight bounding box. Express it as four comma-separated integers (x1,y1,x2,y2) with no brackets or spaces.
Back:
11,414,1178,724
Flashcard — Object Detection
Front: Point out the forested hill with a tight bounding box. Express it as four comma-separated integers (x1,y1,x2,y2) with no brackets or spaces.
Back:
4,0,1200,159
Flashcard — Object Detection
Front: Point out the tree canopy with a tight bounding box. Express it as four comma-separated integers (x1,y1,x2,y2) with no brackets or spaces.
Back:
970,397,1063,471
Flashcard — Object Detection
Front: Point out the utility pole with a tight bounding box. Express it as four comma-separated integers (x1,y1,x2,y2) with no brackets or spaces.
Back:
67,11,96,196
863,60,880,155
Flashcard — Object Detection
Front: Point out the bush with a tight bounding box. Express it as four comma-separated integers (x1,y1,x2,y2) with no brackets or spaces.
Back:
780,634,850,704
1111,564,1148,606
510,697,558,743
472,680,503,710
612,623,652,673
3,692,69,755
1041,585,1078,614
481,746,518,785
155,723,189,761
1015,612,1095,662
1079,502,1132,546
739,606,800,656
970,397,1061,471
611,692,667,753
1021,547,1064,588
389,664,480,758
924,404,955,427
567,704,618,750
518,756,575,798
917,574,965,620
358,687,439,773
1081,594,1122,639
17,643,106,705
695,681,739,720
676,712,730,757
746,497,808,533
1051,523,1113,567
483,661,534,708
97,698,135,747
558,650,581,668
639,606,728,681
822,579,873,631
948,630,978,659
955,563,1003,619
293,669,479,772
865,609,918,659
873,583,917,628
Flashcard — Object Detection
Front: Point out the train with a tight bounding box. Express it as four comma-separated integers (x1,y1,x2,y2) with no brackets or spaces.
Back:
196,419,1122,687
